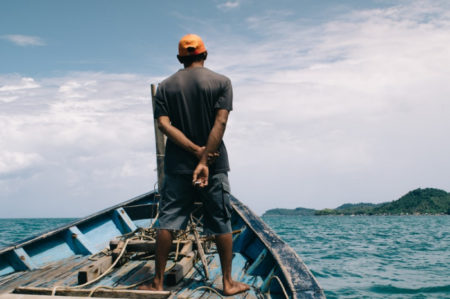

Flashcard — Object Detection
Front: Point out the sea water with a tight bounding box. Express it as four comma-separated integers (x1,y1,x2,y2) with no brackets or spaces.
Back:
0,216,449,298
263,215,450,299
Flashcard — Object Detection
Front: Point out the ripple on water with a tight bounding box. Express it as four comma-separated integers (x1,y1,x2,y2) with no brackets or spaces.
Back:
263,215,450,299
0,218,77,248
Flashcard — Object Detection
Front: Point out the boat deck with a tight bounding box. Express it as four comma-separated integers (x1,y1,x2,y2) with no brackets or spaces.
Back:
0,246,262,298
0,192,325,298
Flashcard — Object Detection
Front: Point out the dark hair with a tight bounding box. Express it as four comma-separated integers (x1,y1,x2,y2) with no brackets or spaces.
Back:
177,52,207,66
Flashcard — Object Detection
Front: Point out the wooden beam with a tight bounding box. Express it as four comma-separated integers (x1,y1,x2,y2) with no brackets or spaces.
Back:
77,255,113,285
8,248,36,271
151,83,166,194
109,240,189,253
178,241,193,257
193,229,209,280
65,226,96,255
123,203,158,220
13,286,171,298
165,252,195,286
113,208,137,233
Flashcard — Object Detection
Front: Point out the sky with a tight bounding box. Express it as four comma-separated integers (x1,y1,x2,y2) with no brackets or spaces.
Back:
1,0,450,217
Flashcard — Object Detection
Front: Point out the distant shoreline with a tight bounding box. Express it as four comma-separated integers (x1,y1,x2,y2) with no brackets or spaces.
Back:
263,188,450,217
263,213,449,217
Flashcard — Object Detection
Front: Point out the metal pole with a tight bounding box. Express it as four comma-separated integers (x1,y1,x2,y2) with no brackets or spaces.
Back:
151,84,166,193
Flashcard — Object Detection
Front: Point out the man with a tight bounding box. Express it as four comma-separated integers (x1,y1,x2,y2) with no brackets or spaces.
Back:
139,34,249,296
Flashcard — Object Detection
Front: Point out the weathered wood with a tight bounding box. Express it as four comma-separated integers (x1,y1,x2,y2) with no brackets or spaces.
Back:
178,241,193,257
151,83,166,193
165,252,195,286
0,192,155,256
115,261,153,286
193,229,209,280
0,294,113,299
123,203,158,220
0,256,86,293
77,255,113,285
13,286,171,298
111,240,127,267
109,240,189,253
30,256,90,288
231,197,327,298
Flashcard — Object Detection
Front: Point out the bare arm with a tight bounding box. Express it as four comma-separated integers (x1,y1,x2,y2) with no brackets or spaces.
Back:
157,116,204,159
193,109,229,187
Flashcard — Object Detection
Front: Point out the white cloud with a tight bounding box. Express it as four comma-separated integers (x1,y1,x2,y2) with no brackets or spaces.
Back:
217,1,240,10
206,1,450,213
0,152,43,179
0,76,40,103
0,73,162,217
1,34,46,46
1,1,450,217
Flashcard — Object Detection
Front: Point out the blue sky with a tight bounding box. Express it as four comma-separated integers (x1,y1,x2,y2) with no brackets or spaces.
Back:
1,0,450,217
1,0,396,76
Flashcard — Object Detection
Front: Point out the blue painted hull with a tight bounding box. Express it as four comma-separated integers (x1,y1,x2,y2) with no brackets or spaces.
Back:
0,191,325,298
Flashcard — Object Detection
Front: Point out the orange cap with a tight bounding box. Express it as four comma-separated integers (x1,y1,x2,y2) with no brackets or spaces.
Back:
178,34,207,57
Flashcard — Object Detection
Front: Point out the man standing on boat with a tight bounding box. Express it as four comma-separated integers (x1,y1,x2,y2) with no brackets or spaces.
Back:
139,34,249,295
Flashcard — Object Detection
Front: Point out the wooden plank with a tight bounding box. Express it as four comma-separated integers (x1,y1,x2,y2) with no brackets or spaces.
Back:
90,260,146,288
113,208,137,233
40,256,94,288
111,240,127,267
14,286,171,298
231,197,326,298
0,293,114,299
193,229,209,280
124,204,158,220
118,261,154,286
109,240,189,253
10,248,36,271
65,226,96,255
246,248,268,275
0,272,24,289
0,256,84,293
28,256,89,288
77,256,113,285
165,252,195,286
0,192,155,256
177,241,193,258
151,83,166,193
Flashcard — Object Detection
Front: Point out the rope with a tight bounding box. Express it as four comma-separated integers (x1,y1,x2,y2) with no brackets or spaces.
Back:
187,285,224,298
174,238,181,261
51,238,132,296
51,202,230,297
265,275,290,299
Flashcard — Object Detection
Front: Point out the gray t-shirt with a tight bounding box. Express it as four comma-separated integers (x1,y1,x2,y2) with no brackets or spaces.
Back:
154,67,233,174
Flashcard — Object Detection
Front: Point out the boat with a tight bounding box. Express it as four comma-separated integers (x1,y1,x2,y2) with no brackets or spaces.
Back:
0,190,324,298
0,85,325,298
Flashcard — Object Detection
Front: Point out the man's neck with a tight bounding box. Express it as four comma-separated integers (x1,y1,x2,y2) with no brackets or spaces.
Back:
184,61,204,69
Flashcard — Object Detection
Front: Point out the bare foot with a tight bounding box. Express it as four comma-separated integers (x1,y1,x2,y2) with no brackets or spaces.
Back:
137,282,163,291
223,280,250,296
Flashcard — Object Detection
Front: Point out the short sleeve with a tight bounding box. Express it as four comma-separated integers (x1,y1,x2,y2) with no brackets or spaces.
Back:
153,84,169,118
214,78,233,111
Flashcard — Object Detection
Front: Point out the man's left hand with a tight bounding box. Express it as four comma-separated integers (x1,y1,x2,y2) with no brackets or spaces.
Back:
193,163,209,188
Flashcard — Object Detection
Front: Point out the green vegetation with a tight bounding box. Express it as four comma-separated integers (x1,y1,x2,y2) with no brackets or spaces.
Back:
371,188,450,215
263,188,450,216
263,207,316,216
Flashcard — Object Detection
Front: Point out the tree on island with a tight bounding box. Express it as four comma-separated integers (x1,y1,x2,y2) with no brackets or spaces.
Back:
263,188,450,216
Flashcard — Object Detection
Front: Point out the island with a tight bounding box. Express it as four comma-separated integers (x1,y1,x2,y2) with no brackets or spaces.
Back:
263,188,450,216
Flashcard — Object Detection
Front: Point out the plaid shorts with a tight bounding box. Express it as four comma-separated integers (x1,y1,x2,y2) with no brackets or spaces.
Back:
156,172,232,235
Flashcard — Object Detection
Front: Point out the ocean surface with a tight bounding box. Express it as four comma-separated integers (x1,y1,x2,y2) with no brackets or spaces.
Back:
262,216,450,299
1,216,449,298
